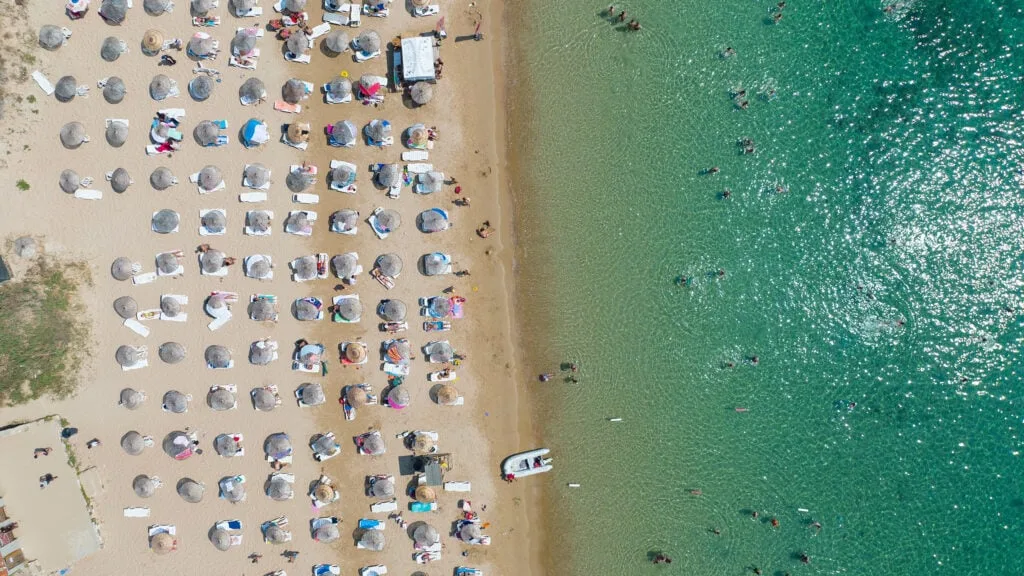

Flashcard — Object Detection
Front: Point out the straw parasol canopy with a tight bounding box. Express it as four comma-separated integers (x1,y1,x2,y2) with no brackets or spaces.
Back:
103,76,127,104
408,124,428,146
205,345,232,368
142,29,163,53
198,165,223,191
110,168,132,193
331,209,358,232
410,82,433,106
314,482,335,503
414,485,437,503
163,431,192,459
150,532,174,555
105,120,128,147
386,340,410,363
413,434,435,453
418,209,449,233
346,386,369,407
267,476,293,501
285,33,309,57
413,522,439,544
100,0,128,23
331,253,357,279
252,387,278,411
375,209,401,233
39,25,64,51
293,255,317,279
249,299,276,322
159,341,186,364
299,382,325,406
162,390,189,413
315,523,340,543
194,121,220,146
249,340,276,365
345,342,367,363
286,212,312,235
264,433,292,459
282,78,305,104
375,163,400,189
119,386,143,408
286,170,314,193
323,30,349,55
422,253,450,276
152,209,179,234
283,0,305,12
244,163,270,188
201,250,226,274
265,524,289,544
232,0,256,16
330,120,356,146
60,122,88,149
311,434,338,456
365,118,391,142
219,476,246,502
246,255,272,278
156,252,180,275
189,35,215,57
111,256,134,280
134,474,159,498
160,298,181,319
371,477,394,497
355,30,381,54
360,530,385,551
60,169,81,194
411,0,429,6
330,164,356,188
55,76,78,102
325,78,352,101
231,30,257,56
417,171,444,194
144,0,171,15
378,299,407,322
202,210,226,233
115,345,140,367
294,299,319,321
210,528,230,551
177,478,204,503
427,341,454,363
459,524,483,542
189,75,215,101
191,0,213,15
435,383,460,406
214,434,241,456
239,77,266,104
121,431,145,455
209,388,236,411
150,167,176,190
150,74,173,100
376,253,403,277
286,123,311,145
101,37,125,61
362,433,386,455
386,386,410,409
334,297,362,322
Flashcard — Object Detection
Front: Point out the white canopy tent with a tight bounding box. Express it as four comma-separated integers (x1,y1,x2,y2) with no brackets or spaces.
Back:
400,36,436,83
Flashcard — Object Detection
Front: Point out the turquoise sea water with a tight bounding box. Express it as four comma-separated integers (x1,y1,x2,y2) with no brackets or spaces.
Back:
508,1,1024,574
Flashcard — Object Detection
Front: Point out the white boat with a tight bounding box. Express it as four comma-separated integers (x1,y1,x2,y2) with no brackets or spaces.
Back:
501,448,552,479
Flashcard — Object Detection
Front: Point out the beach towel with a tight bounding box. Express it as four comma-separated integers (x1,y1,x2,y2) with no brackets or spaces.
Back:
230,54,259,69
354,50,379,62
239,192,268,203
274,100,301,113
193,15,221,26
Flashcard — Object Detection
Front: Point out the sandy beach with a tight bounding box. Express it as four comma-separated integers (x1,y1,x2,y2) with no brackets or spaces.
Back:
0,0,546,574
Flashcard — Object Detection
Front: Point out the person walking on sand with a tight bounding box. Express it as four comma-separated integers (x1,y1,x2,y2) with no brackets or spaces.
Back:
39,474,57,488
248,553,262,564
33,447,52,458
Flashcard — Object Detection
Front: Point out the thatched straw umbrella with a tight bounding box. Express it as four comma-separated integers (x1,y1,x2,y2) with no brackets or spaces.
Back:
386,386,410,409
311,434,338,458
299,382,325,406
252,387,278,411
325,78,352,101
202,210,226,234
119,386,143,408
189,75,215,102
150,167,176,190
121,431,145,455
283,0,305,12
209,388,236,411
100,0,128,23
331,209,358,233
55,76,78,102
417,209,449,233
331,253,357,279
59,169,80,194
189,35,215,58
198,165,223,191
415,486,437,504
346,386,369,407
410,82,433,106
39,25,64,51
249,340,276,365
285,212,312,235
334,297,361,322
375,209,401,233
156,252,180,275
264,524,289,544
407,123,428,147
114,296,138,319
264,433,292,459
160,298,182,319
322,30,349,55
285,122,310,145
239,77,266,104
360,530,384,551
103,76,127,104
266,476,293,501
142,29,163,54
385,340,411,363
282,78,305,104
426,341,454,363
244,164,271,188
413,522,439,545
60,122,88,149
376,253,403,277
214,434,241,456
355,30,381,54
177,478,204,503
231,0,256,17
163,431,192,459
205,345,231,368
208,528,230,552
194,121,220,146
378,299,407,322
134,474,159,498
231,29,257,56
192,0,213,15
294,299,319,321
370,477,394,498
375,164,400,189
152,209,179,234
313,522,339,543
115,345,140,367
110,168,132,193
105,119,129,146
345,342,367,364
111,256,134,281
412,434,435,453
435,383,459,406
219,476,246,502
422,253,450,276
417,171,443,194
150,74,174,100
143,0,171,15
459,524,483,542
330,165,355,189
249,299,276,322
313,482,335,504
285,33,308,57
150,532,174,555
158,341,186,364
286,170,314,193
101,37,125,61
162,390,189,413
365,119,391,142
329,120,356,147
246,255,272,279
362,433,386,455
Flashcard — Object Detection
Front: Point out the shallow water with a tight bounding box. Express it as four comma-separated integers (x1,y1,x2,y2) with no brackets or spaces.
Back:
509,1,1024,574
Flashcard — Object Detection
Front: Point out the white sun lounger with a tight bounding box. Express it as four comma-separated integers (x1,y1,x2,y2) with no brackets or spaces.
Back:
32,71,55,95
361,565,388,576
322,11,348,24
240,192,268,203
369,500,398,513
209,315,231,331
74,189,103,200
122,358,149,372
402,151,429,162
283,138,309,150
309,23,331,38
132,272,157,285
406,163,433,174
148,525,176,537
387,183,402,199
238,6,263,16
383,362,409,376
235,26,264,37
200,209,227,235
443,481,471,492
286,52,312,64
323,0,349,12
414,5,439,16
124,318,150,337
354,50,380,62
293,193,319,204
124,507,151,518
230,51,260,69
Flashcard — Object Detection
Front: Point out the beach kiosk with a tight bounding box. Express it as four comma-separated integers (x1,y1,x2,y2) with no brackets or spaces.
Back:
394,36,436,86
